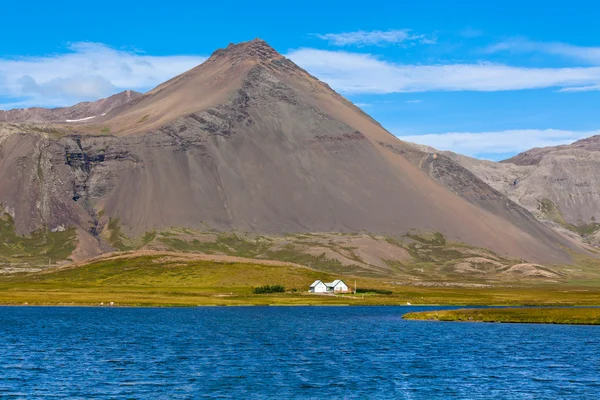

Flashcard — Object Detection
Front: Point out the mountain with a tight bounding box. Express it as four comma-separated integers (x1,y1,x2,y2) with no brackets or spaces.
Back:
0,39,583,272
0,90,141,123
414,137,600,246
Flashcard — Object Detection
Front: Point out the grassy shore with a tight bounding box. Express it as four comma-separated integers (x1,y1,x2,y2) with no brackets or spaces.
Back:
3,288,600,307
403,308,600,325
1,253,600,307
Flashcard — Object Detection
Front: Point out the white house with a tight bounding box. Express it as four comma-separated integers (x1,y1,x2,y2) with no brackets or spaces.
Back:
325,280,349,293
309,280,328,293
309,279,349,293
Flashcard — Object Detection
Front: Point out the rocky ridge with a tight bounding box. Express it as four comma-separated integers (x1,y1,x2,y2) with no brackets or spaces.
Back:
0,90,141,124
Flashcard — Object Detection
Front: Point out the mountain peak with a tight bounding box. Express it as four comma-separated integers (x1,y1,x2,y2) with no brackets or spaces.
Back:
210,38,283,63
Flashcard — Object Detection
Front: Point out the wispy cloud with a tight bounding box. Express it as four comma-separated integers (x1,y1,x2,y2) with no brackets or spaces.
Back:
313,29,436,47
397,129,598,159
0,42,206,109
405,99,423,103
6,40,600,110
287,48,600,94
559,84,600,92
485,38,600,65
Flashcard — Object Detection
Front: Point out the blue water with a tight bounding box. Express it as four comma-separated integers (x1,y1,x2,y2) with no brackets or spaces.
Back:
1,306,599,399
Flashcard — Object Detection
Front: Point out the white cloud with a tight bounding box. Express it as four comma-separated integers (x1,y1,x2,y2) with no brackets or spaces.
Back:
5,40,600,110
485,38,600,65
18,74,116,99
313,29,435,47
286,48,600,94
0,42,206,108
558,84,600,92
397,129,599,158
405,99,423,103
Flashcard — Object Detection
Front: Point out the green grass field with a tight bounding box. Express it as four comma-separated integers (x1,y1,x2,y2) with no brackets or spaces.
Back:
2,254,600,307
403,307,600,324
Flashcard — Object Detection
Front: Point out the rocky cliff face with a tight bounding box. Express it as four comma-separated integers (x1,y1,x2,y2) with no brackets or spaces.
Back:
0,40,581,266
413,137,600,246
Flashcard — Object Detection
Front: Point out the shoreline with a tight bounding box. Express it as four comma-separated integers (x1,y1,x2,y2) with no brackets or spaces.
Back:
4,304,600,325
403,307,600,325
2,302,600,308
0,302,448,308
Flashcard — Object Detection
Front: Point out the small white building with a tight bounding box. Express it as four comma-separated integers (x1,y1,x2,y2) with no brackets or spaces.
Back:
309,280,328,293
309,279,350,293
325,279,349,293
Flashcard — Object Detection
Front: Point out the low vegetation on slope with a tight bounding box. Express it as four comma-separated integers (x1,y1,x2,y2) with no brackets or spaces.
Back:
146,229,571,282
30,255,332,289
3,214,594,284
538,198,600,237
1,253,600,306
403,308,600,325
0,210,76,272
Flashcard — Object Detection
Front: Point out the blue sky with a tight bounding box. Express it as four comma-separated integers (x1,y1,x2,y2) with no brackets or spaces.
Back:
1,0,599,159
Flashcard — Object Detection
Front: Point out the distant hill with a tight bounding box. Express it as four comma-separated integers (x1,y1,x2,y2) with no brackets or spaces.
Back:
411,137,600,247
0,90,141,123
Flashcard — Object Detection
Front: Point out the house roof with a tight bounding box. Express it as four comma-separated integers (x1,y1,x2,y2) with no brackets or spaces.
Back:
325,280,346,287
311,279,347,288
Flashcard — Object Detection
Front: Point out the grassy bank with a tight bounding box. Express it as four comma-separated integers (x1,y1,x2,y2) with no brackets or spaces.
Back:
1,253,600,307
403,308,600,325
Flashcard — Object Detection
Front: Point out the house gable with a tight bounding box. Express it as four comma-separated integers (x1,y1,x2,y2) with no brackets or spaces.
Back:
310,279,348,292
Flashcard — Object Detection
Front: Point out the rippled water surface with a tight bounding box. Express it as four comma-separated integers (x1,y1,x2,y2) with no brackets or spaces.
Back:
1,306,599,399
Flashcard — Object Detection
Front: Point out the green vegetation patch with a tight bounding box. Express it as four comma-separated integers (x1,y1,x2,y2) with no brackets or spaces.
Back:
137,114,150,123
21,255,331,290
356,288,392,295
0,211,76,266
384,231,518,281
266,245,353,274
253,285,285,294
159,233,271,257
403,307,600,325
405,231,447,246
538,198,600,236
106,218,133,251
142,231,157,245
157,233,357,274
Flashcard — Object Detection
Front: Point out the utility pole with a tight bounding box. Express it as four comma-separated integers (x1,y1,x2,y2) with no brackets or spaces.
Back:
354,280,356,295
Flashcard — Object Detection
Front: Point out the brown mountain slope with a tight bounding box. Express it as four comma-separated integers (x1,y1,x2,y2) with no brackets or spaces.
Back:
0,90,141,124
413,138,600,246
503,137,600,244
0,39,579,266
